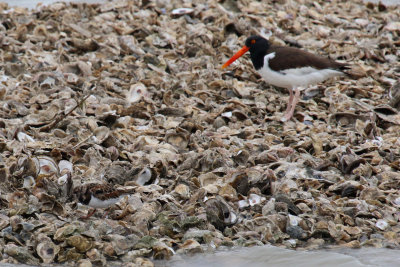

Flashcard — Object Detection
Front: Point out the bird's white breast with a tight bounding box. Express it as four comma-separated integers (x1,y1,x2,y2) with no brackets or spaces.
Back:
258,52,344,90
88,195,123,209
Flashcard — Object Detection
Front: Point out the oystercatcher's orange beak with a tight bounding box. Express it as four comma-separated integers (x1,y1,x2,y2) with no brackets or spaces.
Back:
222,45,250,69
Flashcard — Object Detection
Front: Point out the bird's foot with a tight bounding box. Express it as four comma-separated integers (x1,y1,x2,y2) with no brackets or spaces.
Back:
281,112,293,122
80,208,96,220
102,209,112,219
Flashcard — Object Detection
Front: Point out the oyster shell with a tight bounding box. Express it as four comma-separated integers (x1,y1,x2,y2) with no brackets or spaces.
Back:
36,240,60,264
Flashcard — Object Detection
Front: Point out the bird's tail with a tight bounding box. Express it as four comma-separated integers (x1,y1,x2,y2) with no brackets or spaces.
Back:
339,64,366,79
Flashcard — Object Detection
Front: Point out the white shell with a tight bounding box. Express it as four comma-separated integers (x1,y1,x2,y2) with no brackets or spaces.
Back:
40,77,55,88
393,197,400,206
59,160,73,174
171,8,193,15
92,126,111,144
17,132,35,142
57,173,69,185
287,239,297,246
23,176,35,188
371,136,383,147
375,219,388,231
238,199,249,209
126,83,148,103
36,156,59,175
248,194,262,206
221,111,232,118
288,214,301,227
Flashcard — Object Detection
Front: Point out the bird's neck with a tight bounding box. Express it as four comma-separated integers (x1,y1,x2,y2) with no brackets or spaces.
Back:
250,48,269,70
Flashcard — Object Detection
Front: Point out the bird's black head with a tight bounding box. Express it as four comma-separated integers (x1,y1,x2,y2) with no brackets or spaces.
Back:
73,185,91,205
221,35,270,70
245,35,270,53
244,35,270,70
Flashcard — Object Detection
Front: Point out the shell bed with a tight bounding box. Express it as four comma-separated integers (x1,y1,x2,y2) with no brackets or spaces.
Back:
0,0,399,266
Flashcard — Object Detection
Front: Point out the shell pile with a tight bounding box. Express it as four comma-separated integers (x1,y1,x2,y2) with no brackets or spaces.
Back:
0,0,399,266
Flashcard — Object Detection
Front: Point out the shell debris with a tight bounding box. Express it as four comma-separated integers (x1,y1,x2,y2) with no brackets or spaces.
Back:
0,0,399,265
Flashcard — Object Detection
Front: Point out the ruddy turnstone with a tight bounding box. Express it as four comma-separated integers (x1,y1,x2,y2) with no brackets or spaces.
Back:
73,182,135,219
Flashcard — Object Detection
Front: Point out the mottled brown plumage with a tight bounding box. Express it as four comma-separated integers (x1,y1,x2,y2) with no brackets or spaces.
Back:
73,183,136,219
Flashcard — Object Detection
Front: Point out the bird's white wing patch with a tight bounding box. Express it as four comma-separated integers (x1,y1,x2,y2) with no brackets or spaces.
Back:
89,195,122,209
282,67,318,75
263,52,276,66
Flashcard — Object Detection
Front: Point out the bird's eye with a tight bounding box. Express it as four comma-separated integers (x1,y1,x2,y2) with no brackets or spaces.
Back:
251,39,256,44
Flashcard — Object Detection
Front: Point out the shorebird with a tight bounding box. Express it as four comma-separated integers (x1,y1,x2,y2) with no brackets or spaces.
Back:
73,183,135,219
222,35,350,121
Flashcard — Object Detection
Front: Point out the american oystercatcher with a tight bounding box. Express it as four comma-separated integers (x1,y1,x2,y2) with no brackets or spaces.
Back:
222,35,349,121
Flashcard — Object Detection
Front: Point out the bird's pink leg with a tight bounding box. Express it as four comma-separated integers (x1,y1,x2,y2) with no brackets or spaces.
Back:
284,87,301,121
81,208,97,220
284,88,294,114
281,88,294,122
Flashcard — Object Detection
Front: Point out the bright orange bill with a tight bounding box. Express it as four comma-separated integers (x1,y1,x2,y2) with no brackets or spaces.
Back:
221,45,250,69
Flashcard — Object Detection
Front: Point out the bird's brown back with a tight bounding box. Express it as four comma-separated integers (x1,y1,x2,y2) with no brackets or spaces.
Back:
267,46,346,72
